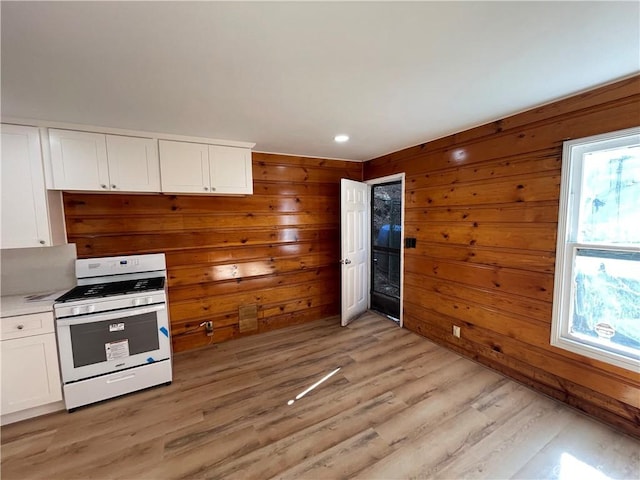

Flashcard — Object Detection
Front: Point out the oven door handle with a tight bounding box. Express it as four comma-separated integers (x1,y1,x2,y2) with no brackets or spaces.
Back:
56,304,166,326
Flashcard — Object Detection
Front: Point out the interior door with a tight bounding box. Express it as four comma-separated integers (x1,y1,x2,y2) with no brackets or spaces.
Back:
341,179,369,326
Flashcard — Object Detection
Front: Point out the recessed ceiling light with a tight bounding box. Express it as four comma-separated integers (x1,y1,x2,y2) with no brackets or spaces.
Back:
334,134,349,143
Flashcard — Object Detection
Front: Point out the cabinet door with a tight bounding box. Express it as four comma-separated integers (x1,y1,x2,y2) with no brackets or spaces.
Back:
0,125,51,248
1,333,62,415
209,145,253,195
106,135,160,192
49,129,109,191
159,140,210,193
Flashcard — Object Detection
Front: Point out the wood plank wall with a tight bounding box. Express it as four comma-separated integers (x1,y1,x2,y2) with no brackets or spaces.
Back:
364,75,640,437
63,153,362,352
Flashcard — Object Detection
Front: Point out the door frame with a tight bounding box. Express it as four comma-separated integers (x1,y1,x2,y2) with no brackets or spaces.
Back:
366,173,406,327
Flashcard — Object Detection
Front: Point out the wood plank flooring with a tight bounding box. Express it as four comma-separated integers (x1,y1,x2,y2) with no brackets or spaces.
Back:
1,312,639,479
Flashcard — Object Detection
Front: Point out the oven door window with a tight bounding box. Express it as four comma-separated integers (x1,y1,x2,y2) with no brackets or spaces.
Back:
70,311,160,368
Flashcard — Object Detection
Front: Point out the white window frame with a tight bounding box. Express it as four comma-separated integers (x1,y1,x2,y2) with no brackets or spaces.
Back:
551,126,640,372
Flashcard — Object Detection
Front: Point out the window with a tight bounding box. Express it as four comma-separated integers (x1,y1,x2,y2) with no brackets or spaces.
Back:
552,127,640,371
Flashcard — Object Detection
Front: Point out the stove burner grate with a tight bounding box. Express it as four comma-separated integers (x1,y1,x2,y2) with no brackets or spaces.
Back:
55,277,165,303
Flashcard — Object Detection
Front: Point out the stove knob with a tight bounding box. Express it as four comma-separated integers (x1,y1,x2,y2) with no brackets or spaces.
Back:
133,298,142,307
87,305,96,313
146,297,153,305
72,307,81,315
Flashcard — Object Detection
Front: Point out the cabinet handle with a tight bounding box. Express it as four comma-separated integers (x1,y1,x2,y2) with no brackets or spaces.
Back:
211,187,216,192
111,184,117,189
101,184,108,189
203,186,209,191
39,240,46,245
17,325,24,330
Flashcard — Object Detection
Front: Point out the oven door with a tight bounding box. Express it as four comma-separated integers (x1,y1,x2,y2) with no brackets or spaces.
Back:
56,304,171,383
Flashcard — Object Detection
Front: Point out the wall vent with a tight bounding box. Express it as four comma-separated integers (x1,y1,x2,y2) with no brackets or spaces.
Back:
239,304,258,332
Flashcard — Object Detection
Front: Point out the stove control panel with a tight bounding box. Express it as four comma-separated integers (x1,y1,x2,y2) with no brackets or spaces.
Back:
70,304,98,316
132,297,155,307
54,291,166,319
76,254,166,281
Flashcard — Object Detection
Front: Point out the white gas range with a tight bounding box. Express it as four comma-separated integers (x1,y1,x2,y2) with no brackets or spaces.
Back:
54,253,172,411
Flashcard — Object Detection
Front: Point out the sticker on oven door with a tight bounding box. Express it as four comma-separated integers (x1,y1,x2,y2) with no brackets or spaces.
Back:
105,339,130,361
109,323,125,332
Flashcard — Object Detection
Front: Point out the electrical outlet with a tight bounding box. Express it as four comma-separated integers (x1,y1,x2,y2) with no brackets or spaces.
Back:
205,321,214,337
452,325,461,338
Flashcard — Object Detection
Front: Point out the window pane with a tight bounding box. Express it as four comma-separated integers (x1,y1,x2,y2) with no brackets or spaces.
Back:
373,183,402,248
371,181,402,319
571,249,640,359
372,251,400,298
577,145,640,244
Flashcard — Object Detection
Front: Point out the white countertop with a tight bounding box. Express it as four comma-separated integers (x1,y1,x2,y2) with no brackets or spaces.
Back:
0,291,68,318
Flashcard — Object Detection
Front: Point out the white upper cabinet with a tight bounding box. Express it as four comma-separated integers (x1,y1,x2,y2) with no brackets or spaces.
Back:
106,135,160,192
49,129,110,191
209,145,253,195
49,129,160,192
1,124,65,248
26,124,253,196
159,140,210,193
159,140,253,195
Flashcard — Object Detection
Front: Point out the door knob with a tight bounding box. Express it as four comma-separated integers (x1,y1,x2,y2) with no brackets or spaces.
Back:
340,259,352,264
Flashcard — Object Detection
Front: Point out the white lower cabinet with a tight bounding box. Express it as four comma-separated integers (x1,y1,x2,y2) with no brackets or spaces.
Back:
1,312,63,419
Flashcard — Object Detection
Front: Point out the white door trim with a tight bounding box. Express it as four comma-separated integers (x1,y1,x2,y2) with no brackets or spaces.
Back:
366,173,406,328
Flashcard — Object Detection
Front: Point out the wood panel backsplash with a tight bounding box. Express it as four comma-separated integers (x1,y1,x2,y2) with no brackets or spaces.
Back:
64,153,362,352
364,75,640,437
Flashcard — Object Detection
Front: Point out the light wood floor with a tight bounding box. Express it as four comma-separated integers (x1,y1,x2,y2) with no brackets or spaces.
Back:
1,312,639,479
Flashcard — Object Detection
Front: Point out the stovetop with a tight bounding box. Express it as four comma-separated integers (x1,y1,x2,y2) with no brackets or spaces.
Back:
55,277,165,303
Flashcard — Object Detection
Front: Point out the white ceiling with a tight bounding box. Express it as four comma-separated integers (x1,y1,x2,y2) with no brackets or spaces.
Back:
2,1,639,161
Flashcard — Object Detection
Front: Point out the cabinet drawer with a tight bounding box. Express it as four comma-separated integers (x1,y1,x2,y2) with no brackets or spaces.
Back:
1,312,54,340
63,360,171,410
